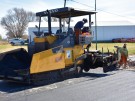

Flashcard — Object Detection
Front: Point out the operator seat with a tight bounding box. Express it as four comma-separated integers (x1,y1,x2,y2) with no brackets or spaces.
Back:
56,29,62,35
67,28,74,35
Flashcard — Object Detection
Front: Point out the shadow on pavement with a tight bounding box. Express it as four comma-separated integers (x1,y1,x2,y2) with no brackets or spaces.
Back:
80,72,111,78
0,71,112,93
0,81,33,93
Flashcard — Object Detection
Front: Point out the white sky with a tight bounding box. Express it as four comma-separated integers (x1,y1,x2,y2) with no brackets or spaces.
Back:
0,0,135,38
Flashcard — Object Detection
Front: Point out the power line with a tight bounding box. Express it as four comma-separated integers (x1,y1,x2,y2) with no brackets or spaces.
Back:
70,0,94,8
69,0,135,20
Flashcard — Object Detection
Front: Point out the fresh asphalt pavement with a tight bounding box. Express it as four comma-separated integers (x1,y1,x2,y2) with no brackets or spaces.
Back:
0,56,135,101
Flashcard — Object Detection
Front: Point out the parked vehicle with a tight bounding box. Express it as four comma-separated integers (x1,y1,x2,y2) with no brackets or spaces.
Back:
8,38,25,45
112,38,135,43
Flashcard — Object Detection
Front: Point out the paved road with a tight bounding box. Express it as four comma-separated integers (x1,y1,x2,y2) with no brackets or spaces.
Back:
1,68,135,101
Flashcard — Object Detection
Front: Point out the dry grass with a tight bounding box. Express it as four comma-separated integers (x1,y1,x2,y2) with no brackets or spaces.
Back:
91,43,135,55
0,40,8,45
0,43,135,55
0,44,27,53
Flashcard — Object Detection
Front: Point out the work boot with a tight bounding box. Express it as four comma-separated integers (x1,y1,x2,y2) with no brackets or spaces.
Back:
124,64,129,69
119,64,124,69
116,64,120,69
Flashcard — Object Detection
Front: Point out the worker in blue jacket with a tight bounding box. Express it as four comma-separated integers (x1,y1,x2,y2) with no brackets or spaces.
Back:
74,18,88,44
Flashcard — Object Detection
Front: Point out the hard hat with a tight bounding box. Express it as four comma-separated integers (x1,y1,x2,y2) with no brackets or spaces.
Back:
123,43,127,48
83,18,87,23
123,43,127,46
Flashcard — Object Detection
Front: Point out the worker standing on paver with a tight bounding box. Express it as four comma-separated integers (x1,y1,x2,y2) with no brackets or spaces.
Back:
74,18,88,44
114,44,128,69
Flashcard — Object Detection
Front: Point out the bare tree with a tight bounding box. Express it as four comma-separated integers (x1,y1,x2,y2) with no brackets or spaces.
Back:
0,34,2,40
1,8,37,38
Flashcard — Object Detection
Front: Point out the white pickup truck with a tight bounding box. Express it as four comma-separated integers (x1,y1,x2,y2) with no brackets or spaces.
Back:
8,38,25,46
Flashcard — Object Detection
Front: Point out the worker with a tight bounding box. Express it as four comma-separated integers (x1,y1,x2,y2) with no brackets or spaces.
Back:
114,44,128,69
82,27,91,36
74,18,88,44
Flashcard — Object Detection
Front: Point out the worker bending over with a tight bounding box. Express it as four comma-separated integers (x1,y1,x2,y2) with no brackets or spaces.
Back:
114,44,128,68
74,18,88,44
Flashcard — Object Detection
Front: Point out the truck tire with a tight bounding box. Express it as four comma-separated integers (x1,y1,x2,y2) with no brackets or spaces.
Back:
83,66,90,72
21,42,24,45
11,42,15,46
83,55,92,72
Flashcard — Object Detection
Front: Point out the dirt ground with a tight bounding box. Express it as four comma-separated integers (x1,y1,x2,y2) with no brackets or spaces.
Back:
127,55,135,69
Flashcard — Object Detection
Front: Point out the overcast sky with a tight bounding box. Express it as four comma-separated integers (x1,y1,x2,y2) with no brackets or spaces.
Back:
0,0,135,37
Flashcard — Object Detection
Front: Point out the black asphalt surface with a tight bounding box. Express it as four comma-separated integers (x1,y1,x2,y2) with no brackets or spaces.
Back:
0,68,135,101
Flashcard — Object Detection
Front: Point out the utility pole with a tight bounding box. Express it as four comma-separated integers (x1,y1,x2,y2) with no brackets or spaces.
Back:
64,0,66,7
95,0,98,50
63,0,66,32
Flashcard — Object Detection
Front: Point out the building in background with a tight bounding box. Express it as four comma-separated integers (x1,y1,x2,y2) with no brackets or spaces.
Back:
28,21,135,42
93,21,135,42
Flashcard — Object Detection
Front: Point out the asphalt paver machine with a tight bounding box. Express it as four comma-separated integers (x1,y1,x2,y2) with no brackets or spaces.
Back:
0,7,118,85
